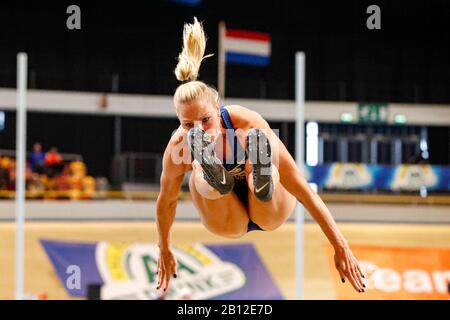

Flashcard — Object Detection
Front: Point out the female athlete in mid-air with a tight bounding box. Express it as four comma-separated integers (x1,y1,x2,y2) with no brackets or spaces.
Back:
156,18,366,295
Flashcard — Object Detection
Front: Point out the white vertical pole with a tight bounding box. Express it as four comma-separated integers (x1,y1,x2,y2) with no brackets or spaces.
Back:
15,52,27,300
295,52,305,300
218,21,226,99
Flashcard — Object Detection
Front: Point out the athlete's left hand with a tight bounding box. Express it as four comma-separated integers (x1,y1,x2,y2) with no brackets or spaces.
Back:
334,245,366,293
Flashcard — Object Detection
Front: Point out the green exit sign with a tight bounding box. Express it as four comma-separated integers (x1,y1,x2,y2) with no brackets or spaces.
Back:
358,103,388,123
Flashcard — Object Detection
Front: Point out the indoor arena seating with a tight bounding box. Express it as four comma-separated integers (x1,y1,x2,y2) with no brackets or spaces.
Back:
0,150,99,200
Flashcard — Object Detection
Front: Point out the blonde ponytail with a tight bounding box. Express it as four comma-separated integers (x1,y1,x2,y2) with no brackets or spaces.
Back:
173,18,219,109
174,17,212,82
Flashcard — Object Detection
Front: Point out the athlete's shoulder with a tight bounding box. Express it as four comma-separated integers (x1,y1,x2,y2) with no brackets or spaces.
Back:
223,104,265,128
223,104,254,115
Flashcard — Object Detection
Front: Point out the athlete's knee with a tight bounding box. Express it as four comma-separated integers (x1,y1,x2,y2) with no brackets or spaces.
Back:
196,182,223,199
190,167,223,200
271,165,280,184
246,162,280,192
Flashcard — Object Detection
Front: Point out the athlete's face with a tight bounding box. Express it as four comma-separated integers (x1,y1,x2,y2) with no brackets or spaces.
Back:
177,99,221,139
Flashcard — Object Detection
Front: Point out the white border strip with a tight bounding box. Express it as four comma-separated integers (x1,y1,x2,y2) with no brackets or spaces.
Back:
1,88,450,124
224,38,271,56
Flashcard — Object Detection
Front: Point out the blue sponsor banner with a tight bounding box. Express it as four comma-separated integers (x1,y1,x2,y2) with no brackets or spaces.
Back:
41,240,102,297
40,240,284,300
307,163,450,192
207,244,283,300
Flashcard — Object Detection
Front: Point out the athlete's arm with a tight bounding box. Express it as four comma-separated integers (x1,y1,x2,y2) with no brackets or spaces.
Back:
155,132,187,291
276,143,367,292
228,105,366,293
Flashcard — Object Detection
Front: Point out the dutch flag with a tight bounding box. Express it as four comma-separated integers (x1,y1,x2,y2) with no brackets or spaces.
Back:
223,29,272,67
217,21,272,97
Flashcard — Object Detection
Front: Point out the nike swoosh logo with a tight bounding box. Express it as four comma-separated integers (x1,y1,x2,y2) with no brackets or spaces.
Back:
221,170,226,184
255,181,270,193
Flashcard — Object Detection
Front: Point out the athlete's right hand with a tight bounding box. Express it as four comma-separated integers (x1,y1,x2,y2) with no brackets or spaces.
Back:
157,246,177,292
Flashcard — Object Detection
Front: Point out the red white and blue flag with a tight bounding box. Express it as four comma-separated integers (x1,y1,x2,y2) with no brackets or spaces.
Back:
223,29,272,67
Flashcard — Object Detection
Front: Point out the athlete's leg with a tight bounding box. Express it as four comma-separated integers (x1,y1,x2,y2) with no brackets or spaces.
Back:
189,163,249,238
245,128,296,230
246,162,296,230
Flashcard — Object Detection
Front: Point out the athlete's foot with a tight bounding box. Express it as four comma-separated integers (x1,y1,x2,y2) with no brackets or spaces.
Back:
247,128,273,202
188,127,235,195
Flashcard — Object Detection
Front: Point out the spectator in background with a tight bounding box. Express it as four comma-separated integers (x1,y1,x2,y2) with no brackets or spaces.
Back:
45,147,63,178
30,142,45,174
6,159,16,190
0,154,9,190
